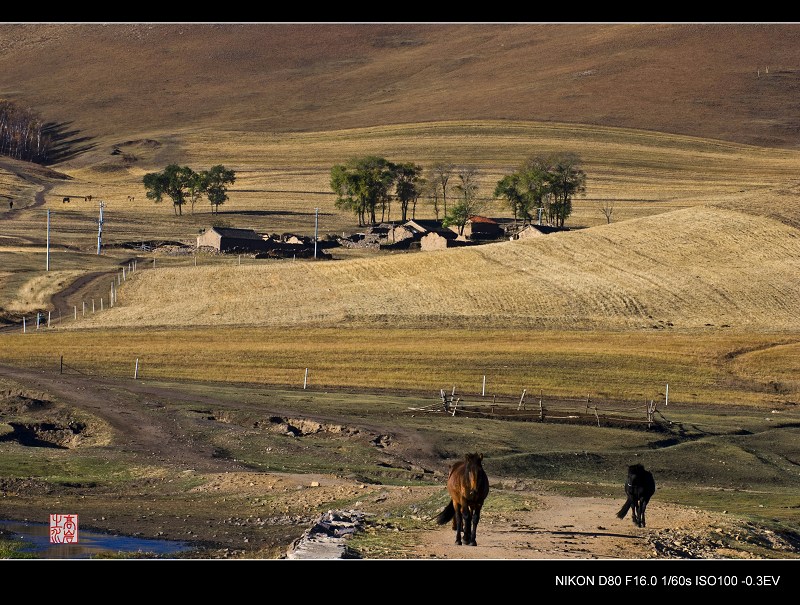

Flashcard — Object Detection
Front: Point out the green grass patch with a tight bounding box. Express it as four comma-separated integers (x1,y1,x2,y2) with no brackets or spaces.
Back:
0,446,152,486
2,326,797,407
0,534,37,559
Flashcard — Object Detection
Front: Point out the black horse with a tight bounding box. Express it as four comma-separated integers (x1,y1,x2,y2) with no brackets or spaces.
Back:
616,463,655,527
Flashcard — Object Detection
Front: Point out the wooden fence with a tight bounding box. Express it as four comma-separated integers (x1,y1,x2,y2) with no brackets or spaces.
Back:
408,387,665,430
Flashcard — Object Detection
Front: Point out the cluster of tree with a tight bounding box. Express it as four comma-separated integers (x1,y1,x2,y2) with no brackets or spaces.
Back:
329,157,484,233
143,164,236,215
330,156,423,227
494,152,586,228
330,153,586,232
0,100,53,164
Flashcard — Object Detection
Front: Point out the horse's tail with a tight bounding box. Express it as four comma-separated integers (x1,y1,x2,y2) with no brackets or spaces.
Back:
435,500,455,525
616,499,631,519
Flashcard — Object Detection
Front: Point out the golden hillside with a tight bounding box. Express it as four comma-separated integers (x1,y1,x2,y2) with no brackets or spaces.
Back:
2,23,800,340
75,204,800,332
1,23,799,149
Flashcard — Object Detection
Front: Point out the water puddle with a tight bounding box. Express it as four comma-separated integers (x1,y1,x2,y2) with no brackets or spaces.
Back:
0,519,194,559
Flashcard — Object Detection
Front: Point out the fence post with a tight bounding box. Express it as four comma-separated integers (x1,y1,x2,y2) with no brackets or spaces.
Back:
74,305,77,320
303,368,308,389
22,317,26,333
48,311,51,328
482,375,486,397
60,356,63,374
134,358,139,380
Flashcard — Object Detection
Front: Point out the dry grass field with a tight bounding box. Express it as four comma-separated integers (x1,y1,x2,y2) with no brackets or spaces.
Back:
2,23,799,147
56,204,798,333
1,23,800,563
0,24,799,408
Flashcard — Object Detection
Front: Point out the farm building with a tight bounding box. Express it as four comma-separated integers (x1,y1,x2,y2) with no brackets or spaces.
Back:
197,227,267,252
450,216,502,240
512,224,568,240
420,229,462,251
385,219,447,247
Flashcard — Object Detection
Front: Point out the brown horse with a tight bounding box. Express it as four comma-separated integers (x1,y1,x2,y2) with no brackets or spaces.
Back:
435,452,490,546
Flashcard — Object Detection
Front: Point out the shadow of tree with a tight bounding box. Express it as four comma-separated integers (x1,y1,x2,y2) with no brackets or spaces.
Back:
41,121,97,164
214,209,331,217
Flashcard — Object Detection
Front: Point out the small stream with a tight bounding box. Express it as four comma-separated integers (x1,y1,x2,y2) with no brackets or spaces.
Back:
0,519,194,559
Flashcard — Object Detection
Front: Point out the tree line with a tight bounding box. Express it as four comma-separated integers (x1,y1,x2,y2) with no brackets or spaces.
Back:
494,152,586,228
330,152,586,232
0,99,53,164
143,164,236,215
141,153,586,230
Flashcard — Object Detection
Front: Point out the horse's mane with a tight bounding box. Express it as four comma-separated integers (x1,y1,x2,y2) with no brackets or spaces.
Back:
465,452,483,465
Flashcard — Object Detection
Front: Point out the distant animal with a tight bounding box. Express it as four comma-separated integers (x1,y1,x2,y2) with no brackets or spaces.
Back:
617,463,656,527
62,197,70,203
8,200,12,210
435,452,490,546
127,196,135,202
85,195,93,202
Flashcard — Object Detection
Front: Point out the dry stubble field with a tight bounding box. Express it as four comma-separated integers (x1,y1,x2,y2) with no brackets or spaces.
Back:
2,23,800,566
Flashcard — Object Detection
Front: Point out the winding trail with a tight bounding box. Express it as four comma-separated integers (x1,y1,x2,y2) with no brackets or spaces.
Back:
0,167,142,332
0,361,244,473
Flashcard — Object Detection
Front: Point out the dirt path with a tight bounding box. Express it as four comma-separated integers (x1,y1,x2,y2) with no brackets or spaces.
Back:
0,362,793,561
399,493,742,560
0,363,243,473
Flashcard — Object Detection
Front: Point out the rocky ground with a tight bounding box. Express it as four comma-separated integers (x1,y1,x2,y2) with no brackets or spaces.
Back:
1,362,798,562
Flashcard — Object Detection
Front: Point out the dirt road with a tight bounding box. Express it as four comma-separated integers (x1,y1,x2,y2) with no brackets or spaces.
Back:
0,362,795,561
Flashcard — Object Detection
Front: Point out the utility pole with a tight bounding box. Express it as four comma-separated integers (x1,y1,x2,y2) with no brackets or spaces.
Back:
314,207,319,259
97,201,105,255
46,209,51,271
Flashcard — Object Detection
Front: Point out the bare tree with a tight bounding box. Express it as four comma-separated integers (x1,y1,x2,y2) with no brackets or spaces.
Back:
0,99,53,163
423,178,441,220
444,165,484,235
431,162,454,217
599,198,615,224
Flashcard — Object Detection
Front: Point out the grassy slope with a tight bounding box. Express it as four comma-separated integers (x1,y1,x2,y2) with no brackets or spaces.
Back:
1,23,799,148
1,24,799,408
69,205,800,332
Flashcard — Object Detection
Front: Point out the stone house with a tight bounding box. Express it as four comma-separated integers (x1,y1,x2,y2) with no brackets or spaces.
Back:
196,227,267,252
